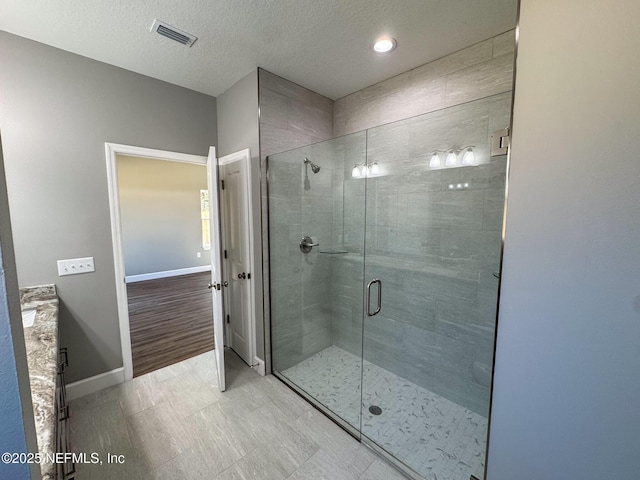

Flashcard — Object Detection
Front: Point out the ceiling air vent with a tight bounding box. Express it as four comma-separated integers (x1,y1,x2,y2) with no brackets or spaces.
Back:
150,19,197,47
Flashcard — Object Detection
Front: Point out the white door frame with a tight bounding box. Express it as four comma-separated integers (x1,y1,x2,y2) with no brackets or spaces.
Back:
105,142,208,381
218,149,257,368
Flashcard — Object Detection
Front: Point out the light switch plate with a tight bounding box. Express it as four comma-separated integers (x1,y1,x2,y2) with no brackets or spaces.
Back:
57,257,95,276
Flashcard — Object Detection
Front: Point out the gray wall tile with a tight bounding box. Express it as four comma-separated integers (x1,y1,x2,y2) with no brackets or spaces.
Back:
445,53,515,107
260,69,335,373
331,94,511,414
493,30,516,58
333,32,513,137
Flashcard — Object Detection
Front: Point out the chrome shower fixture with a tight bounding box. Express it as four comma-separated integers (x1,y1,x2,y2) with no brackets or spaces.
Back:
304,158,321,173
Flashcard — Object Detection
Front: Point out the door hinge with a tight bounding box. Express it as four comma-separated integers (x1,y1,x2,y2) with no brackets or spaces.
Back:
226,314,230,324
224,249,227,259
221,180,225,190
491,127,510,156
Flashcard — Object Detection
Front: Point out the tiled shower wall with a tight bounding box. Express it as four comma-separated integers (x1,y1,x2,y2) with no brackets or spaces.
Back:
330,30,515,415
334,30,514,137
259,69,335,370
331,93,512,415
264,30,515,414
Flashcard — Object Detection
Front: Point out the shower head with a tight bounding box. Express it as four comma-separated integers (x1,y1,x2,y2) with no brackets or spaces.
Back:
304,158,321,174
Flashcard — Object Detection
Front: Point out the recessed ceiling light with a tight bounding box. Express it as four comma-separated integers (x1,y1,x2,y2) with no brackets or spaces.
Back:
372,36,397,54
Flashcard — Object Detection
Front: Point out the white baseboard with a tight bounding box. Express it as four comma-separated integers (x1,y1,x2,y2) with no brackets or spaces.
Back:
66,367,125,401
252,357,265,376
125,265,211,283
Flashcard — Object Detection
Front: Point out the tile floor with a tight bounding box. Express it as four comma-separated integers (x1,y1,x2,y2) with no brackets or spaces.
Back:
282,346,487,480
69,349,406,480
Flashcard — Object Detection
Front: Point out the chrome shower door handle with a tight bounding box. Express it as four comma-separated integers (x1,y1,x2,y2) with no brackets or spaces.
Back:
366,279,382,316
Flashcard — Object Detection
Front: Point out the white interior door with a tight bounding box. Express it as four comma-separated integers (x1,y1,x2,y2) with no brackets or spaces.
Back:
219,149,253,366
207,147,225,392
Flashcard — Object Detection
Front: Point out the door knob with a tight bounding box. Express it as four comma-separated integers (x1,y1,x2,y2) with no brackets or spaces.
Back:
237,272,246,279
222,281,229,287
207,283,214,289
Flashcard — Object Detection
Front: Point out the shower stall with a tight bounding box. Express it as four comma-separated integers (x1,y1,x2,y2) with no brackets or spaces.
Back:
267,91,511,480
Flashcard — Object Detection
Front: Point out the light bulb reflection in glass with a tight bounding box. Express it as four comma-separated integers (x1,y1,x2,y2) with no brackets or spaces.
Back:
462,148,475,166
445,151,458,167
429,153,441,168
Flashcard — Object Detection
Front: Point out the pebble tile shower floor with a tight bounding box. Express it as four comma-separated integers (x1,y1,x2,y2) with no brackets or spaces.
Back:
282,345,487,480
69,349,405,480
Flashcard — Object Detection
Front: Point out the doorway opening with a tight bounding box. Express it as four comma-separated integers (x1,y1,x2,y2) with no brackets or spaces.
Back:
116,154,212,377
105,143,257,388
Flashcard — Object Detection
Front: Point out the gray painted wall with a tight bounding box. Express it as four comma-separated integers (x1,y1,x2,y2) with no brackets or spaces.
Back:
215,70,264,361
0,136,40,480
488,1,640,478
0,31,217,383
117,155,209,277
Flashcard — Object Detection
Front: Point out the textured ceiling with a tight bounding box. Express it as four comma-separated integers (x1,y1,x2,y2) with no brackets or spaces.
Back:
0,0,517,99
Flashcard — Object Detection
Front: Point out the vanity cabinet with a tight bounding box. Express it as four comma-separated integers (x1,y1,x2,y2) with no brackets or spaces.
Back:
55,347,74,480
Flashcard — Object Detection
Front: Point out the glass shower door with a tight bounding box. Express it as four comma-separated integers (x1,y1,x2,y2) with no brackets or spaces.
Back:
269,132,367,434
360,94,511,479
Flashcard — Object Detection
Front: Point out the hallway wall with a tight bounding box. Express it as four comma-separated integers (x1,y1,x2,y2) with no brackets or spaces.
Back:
117,155,209,277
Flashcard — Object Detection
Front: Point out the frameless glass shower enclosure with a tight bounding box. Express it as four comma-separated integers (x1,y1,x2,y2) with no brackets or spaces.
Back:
268,92,511,480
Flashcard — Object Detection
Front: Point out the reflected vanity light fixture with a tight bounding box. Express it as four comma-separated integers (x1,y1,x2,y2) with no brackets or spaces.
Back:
429,146,476,169
351,162,381,178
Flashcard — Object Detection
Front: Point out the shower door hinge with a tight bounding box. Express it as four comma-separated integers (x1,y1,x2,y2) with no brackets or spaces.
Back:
226,314,230,324
491,127,510,156
221,180,225,190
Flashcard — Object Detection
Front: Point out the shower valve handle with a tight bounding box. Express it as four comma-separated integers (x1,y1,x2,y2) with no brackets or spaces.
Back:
299,236,319,253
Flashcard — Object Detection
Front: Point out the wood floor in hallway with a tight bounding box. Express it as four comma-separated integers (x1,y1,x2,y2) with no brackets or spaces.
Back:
127,271,214,377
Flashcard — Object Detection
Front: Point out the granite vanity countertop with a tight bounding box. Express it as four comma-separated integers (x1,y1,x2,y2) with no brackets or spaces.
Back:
21,284,59,480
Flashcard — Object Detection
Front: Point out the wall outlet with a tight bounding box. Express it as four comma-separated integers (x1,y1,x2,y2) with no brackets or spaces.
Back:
196,252,201,258
57,257,95,276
